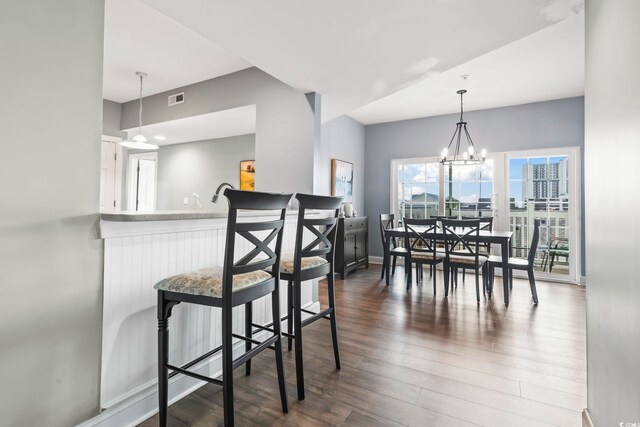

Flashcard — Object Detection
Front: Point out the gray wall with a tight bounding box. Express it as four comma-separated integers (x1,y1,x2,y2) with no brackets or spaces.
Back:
156,135,255,210
121,68,320,197
102,99,126,138
364,97,585,262
0,1,104,426
585,0,640,425
320,115,366,214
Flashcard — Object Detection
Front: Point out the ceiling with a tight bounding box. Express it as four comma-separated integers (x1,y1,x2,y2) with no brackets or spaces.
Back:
105,0,585,125
350,12,584,125
140,0,584,122
102,0,250,103
122,105,256,146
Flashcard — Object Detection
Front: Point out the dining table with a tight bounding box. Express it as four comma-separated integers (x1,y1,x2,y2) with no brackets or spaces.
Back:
383,227,514,305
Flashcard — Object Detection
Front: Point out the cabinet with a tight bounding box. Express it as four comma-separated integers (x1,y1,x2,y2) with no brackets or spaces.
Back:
335,217,369,279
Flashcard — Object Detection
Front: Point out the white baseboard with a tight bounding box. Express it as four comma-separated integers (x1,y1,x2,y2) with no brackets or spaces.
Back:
369,256,383,265
582,409,594,427
77,302,321,427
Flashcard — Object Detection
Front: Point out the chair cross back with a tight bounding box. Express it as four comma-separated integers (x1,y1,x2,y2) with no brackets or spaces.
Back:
404,219,439,253
441,219,481,258
293,193,343,271
300,217,337,258
222,189,292,297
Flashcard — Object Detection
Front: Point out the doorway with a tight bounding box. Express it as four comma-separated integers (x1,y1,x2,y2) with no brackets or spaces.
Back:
99,135,123,213
127,152,157,212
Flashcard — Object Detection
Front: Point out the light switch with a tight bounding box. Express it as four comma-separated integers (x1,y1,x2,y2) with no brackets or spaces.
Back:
183,197,189,205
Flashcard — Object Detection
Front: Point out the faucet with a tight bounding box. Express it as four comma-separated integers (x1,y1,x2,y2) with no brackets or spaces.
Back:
211,183,235,203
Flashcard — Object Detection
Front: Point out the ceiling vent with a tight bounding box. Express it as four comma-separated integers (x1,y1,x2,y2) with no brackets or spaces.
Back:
168,92,184,106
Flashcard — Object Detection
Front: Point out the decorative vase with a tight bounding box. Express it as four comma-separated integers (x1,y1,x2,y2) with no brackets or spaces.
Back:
343,202,354,217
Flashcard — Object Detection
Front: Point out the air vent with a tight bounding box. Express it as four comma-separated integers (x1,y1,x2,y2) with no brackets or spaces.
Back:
168,92,184,106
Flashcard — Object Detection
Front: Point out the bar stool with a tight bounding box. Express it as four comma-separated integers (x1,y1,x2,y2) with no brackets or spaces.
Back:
154,189,292,427
281,194,342,401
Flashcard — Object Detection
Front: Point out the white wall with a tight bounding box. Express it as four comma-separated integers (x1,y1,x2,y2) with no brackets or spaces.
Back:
0,1,105,426
156,135,255,210
585,0,640,425
319,115,366,214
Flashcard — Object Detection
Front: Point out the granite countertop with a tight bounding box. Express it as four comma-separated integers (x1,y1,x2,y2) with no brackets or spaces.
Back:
100,209,304,222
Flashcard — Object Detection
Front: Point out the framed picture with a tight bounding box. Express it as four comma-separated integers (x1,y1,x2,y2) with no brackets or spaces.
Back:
240,160,255,191
331,159,353,203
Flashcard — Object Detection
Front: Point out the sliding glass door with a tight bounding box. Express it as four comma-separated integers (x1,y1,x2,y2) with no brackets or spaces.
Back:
391,147,580,283
507,153,576,280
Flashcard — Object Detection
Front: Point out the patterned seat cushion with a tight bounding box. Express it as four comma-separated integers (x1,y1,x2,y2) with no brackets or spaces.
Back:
154,267,272,298
280,255,328,274
411,252,445,261
487,255,529,267
447,254,488,266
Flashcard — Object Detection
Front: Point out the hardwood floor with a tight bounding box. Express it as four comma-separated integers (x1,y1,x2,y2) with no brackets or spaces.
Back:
139,265,586,427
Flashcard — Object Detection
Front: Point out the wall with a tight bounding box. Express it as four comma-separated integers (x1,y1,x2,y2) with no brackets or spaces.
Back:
364,97,585,261
319,115,366,213
0,1,104,426
102,99,126,138
585,0,640,425
121,68,320,197
156,135,255,210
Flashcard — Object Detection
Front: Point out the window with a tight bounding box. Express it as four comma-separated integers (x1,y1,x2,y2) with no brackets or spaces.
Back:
391,147,580,283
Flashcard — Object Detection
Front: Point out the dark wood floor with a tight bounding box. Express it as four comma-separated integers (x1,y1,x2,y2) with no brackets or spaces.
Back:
140,265,586,427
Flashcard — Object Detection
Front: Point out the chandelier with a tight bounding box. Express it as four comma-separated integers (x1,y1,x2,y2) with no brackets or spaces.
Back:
440,89,486,165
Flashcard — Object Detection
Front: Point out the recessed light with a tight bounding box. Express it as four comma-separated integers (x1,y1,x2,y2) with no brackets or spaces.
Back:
154,135,166,141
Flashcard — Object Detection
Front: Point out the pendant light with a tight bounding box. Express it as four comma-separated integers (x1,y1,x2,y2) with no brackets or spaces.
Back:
120,71,158,150
440,89,486,165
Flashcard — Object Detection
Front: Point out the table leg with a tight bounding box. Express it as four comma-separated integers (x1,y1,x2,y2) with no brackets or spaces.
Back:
502,239,510,305
385,234,391,285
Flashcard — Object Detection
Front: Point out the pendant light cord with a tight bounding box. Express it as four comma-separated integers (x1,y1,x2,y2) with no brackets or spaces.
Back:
138,73,144,134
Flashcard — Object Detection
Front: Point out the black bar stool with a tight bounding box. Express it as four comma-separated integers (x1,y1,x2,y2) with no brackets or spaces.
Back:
154,189,292,426
280,193,342,401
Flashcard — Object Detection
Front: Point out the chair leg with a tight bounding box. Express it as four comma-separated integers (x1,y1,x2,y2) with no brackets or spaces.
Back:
245,302,252,375
271,284,289,413
475,267,480,304
444,264,449,297
509,268,513,290
221,305,235,426
380,260,386,280
463,268,466,283
527,268,539,304
406,261,412,290
293,280,305,400
432,263,437,296
287,281,293,351
327,270,341,369
392,256,397,275
157,295,170,427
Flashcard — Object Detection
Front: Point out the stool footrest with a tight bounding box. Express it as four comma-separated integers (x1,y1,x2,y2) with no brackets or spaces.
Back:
166,364,223,386
232,334,279,369
168,344,223,380
301,307,333,327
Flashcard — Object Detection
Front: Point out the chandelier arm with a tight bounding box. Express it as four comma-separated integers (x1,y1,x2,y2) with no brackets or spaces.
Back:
455,123,463,160
463,124,479,155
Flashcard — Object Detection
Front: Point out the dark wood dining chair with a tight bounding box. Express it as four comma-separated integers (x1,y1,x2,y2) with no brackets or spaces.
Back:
441,219,489,303
404,218,444,293
460,216,494,282
280,194,342,401
487,218,540,304
379,214,409,279
154,189,291,427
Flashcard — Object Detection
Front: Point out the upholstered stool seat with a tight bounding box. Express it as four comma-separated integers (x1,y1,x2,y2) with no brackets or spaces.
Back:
154,267,272,298
279,255,328,274
448,254,488,265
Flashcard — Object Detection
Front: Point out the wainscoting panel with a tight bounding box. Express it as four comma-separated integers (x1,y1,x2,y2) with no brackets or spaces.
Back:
100,214,315,408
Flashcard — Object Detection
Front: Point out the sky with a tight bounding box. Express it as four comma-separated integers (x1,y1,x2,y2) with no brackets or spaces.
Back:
399,156,569,205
